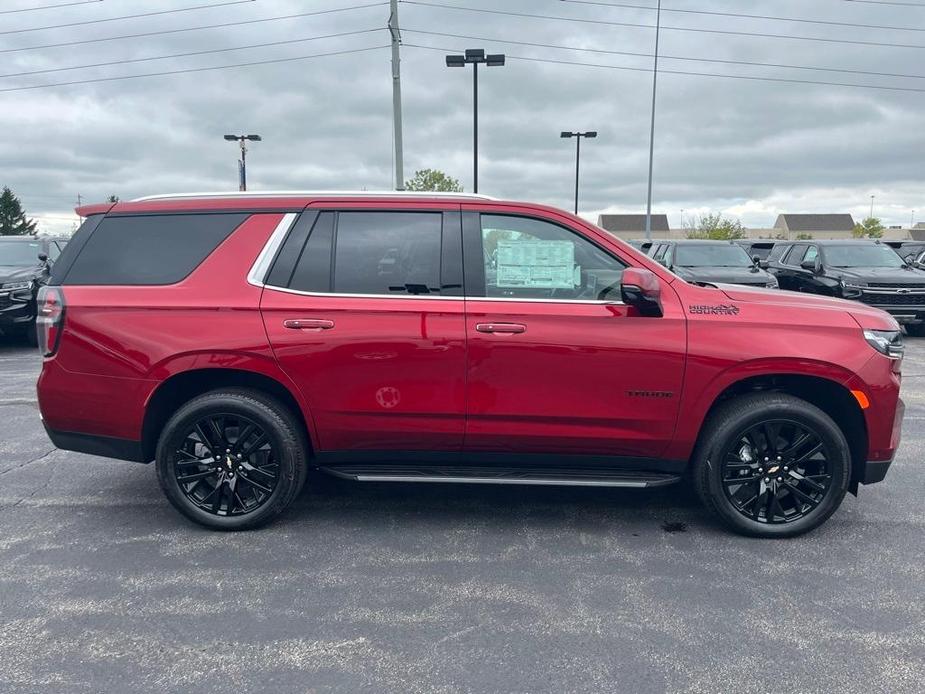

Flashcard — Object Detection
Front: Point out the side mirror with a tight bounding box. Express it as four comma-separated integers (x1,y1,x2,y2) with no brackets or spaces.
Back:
800,258,820,273
621,267,663,317
752,254,761,265
37,253,48,263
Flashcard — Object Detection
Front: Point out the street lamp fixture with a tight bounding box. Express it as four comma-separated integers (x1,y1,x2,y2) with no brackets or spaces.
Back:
445,48,506,193
224,134,262,191
560,131,598,214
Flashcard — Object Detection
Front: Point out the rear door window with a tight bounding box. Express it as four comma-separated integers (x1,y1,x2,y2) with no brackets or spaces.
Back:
333,212,444,296
63,213,247,285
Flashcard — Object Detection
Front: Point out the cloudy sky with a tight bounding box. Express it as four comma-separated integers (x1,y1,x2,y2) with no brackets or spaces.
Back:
2,0,924,234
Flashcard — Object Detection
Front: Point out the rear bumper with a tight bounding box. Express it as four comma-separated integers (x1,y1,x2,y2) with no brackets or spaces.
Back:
43,423,147,463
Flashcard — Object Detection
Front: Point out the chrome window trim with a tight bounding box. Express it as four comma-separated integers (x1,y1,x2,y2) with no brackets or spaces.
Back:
247,213,298,287
261,284,623,305
249,212,625,306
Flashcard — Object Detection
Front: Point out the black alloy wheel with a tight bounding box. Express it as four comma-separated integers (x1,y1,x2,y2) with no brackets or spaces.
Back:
693,392,850,538
156,389,308,530
173,413,279,517
720,420,832,525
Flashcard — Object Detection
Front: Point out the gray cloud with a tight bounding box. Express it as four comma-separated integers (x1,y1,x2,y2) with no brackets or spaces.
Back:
1,0,923,234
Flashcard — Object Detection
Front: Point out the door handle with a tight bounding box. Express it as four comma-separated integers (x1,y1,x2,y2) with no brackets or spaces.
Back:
283,319,335,331
476,322,526,334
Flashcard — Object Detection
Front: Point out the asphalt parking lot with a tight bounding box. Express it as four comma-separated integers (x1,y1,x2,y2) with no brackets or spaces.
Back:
1,337,923,694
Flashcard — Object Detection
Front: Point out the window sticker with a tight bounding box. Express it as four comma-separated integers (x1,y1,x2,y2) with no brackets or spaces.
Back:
495,239,579,289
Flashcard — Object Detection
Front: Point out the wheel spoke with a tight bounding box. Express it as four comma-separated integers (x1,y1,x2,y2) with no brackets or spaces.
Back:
780,430,812,458
793,441,824,465
239,432,268,458
782,480,820,509
177,470,215,484
231,423,257,453
241,476,273,495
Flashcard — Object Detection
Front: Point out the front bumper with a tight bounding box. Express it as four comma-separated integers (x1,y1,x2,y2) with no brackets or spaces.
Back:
862,458,893,485
0,291,36,328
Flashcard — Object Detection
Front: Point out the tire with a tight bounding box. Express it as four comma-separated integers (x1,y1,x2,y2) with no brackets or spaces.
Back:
155,388,308,530
905,323,925,337
692,392,850,538
23,322,38,348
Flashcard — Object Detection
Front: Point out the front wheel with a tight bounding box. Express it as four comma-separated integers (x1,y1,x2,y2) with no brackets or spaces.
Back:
155,389,308,530
693,392,850,538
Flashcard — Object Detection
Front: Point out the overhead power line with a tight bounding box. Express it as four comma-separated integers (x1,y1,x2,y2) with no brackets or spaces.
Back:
842,0,925,6
0,0,255,36
402,1,925,50
0,0,102,14
0,44,389,93
0,28,383,79
1,2,388,54
560,0,925,33
404,42,925,94
403,28,925,81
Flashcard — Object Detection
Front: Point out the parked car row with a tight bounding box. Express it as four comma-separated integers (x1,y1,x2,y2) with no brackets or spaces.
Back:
630,237,925,335
0,235,68,345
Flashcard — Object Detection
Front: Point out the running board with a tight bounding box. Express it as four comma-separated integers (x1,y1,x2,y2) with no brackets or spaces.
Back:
319,465,681,488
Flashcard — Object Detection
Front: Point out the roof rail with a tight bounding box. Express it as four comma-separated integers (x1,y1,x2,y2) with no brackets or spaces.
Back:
130,190,497,202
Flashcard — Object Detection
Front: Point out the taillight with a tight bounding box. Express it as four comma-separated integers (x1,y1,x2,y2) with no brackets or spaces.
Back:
36,286,65,357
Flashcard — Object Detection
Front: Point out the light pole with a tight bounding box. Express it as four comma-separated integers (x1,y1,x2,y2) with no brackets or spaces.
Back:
870,194,875,220
644,0,662,240
560,131,597,214
224,134,262,191
445,49,505,194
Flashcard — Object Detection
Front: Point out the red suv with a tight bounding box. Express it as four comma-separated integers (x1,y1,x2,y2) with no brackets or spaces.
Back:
36,193,904,537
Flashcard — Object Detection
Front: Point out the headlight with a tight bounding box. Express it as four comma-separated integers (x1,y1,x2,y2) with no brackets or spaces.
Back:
1,281,31,291
864,329,904,359
765,277,779,289
840,279,866,290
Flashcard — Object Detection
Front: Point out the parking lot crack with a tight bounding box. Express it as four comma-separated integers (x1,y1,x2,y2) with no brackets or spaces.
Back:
0,448,55,478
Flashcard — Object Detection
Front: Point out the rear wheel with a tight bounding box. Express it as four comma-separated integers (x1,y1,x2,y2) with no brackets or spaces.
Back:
156,389,308,530
693,392,850,538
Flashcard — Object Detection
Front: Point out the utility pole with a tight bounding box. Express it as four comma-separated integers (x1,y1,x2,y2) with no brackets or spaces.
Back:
389,0,404,190
644,0,662,240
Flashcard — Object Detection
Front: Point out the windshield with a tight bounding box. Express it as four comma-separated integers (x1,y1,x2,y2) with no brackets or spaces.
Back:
674,244,753,267
824,245,906,268
0,241,42,267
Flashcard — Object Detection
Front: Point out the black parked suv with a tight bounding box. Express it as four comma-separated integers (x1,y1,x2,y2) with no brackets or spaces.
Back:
647,240,778,288
0,235,68,345
767,239,925,335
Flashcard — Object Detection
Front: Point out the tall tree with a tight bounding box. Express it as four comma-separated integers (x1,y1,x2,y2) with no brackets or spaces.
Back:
685,212,746,240
853,217,884,239
404,169,463,192
0,187,37,236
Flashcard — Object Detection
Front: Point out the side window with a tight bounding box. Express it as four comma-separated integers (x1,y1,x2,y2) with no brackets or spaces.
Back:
652,244,667,260
479,214,626,301
802,246,818,264
47,242,63,261
63,213,248,285
782,244,806,266
333,212,443,296
767,244,788,263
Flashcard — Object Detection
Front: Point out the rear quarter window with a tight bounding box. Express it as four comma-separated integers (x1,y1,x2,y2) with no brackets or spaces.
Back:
62,213,248,285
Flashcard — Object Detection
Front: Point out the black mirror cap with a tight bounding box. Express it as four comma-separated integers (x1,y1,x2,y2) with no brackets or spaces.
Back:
37,253,48,262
